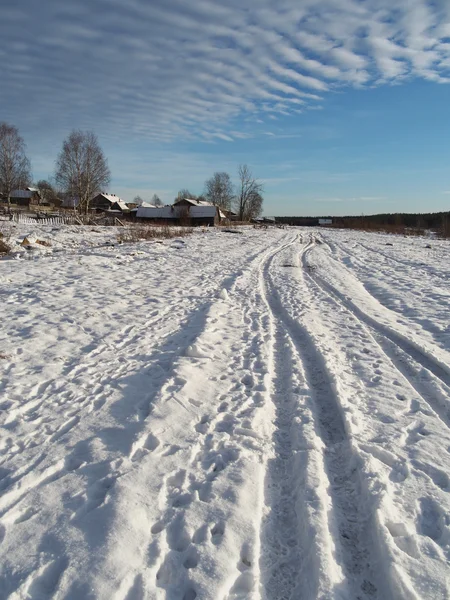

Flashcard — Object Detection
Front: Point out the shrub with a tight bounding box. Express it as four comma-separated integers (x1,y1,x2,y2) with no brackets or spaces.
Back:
0,238,11,254
0,224,12,255
117,225,192,243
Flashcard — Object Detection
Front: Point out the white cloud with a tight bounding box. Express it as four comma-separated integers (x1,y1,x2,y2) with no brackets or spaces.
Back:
0,0,449,143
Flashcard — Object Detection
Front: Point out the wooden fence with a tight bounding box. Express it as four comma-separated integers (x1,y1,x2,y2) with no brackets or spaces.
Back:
6,212,125,227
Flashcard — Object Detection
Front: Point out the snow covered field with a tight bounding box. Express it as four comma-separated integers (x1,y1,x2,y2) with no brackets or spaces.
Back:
1,224,450,599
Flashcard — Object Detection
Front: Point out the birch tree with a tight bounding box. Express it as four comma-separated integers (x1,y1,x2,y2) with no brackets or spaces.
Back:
0,122,32,208
204,171,234,210
55,130,110,214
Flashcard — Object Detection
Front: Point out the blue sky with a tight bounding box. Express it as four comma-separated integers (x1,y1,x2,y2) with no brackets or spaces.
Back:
1,0,450,216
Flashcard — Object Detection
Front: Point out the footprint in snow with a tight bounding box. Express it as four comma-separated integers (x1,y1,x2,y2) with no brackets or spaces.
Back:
75,476,115,518
210,521,225,545
162,444,182,457
195,415,210,434
193,524,208,544
183,546,199,569
166,513,191,552
417,497,446,544
130,433,160,461
151,520,165,535
412,460,450,491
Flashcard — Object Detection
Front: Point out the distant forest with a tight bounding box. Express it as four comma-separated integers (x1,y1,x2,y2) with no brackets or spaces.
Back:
275,211,450,237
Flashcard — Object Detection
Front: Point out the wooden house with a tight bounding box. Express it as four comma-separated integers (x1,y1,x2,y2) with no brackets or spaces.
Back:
90,193,130,213
9,188,41,207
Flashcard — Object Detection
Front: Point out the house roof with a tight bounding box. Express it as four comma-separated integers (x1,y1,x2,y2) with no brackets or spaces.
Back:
11,190,37,198
95,193,127,205
174,198,214,207
136,204,220,220
112,200,130,211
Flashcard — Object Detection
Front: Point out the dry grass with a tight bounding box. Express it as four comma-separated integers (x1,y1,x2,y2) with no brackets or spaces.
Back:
117,225,192,243
0,227,12,255
339,221,428,237
0,239,10,254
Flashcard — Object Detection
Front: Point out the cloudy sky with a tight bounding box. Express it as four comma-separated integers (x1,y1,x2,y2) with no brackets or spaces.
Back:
1,0,450,216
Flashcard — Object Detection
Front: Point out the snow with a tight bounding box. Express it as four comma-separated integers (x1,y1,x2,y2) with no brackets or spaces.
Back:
1,224,450,599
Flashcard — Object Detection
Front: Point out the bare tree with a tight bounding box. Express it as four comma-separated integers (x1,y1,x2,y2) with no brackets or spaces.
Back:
151,193,163,206
0,122,32,208
235,164,264,221
176,189,196,201
36,179,57,203
133,195,144,206
246,190,264,220
55,130,110,214
204,172,234,210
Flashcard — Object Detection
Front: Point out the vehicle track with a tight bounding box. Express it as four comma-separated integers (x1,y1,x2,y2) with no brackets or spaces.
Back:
260,239,382,599
303,245,450,388
303,244,450,430
355,240,450,283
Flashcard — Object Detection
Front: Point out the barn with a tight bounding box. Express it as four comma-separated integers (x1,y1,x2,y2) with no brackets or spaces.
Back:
9,188,41,207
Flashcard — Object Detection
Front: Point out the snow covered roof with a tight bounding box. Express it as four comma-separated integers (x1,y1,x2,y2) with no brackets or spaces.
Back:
95,193,128,205
112,200,130,211
174,198,214,207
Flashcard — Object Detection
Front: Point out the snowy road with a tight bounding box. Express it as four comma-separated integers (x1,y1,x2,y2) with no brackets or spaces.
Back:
1,226,450,599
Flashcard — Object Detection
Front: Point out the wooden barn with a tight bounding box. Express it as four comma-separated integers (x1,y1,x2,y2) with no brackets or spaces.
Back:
9,188,41,207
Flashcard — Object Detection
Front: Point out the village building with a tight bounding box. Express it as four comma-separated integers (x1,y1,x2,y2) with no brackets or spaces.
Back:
90,193,130,213
9,188,41,207
134,198,226,226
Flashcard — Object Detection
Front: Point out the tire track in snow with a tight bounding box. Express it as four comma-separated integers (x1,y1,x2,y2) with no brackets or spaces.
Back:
260,239,382,600
355,240,450,283
259,317,342,600
303,244,450,430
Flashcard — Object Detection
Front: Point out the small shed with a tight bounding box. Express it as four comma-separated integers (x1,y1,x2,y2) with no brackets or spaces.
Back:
9,189,41,207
